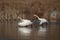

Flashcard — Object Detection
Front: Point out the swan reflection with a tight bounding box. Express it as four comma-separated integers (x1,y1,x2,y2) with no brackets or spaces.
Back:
38,26,47,32
38,26,47,36
18,27,32,36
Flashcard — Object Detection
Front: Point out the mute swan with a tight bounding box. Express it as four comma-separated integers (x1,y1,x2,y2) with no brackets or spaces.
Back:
18,17,32,27
33,15,48,25
33,14,48,29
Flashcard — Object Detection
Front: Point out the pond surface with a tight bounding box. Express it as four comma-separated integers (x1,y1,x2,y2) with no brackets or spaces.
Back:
0,20,60,40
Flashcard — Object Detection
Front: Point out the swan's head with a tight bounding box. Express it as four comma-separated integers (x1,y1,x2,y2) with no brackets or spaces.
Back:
33,14,39,18
33,14,39,19
17,16,22,20
33,15,38,17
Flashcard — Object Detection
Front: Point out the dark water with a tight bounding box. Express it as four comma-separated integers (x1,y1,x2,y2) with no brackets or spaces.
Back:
0,20,60,40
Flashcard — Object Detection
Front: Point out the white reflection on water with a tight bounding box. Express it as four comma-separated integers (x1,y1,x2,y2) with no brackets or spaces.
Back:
38,26,47,32
18,27,32,36
38,26,47,36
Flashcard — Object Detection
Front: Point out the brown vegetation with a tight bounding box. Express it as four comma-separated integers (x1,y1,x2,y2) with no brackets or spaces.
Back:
0,0,60,21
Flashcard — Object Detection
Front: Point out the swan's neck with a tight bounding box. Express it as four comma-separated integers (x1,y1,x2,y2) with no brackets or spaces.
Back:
35,15,40,19
18,17,23,21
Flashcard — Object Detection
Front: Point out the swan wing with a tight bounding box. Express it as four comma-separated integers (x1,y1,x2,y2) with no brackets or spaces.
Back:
39,19,48,24
18,19,32,26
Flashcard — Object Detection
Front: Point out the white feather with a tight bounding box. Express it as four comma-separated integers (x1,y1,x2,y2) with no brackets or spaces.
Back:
39,18,48,25
33,15,48,25
18,19,32,26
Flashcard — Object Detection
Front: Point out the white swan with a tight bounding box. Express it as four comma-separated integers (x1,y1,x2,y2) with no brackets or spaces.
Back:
18,17,32,27
33,15,48,25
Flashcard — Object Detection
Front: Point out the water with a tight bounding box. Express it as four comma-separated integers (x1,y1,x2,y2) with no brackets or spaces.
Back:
0,20,60,40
